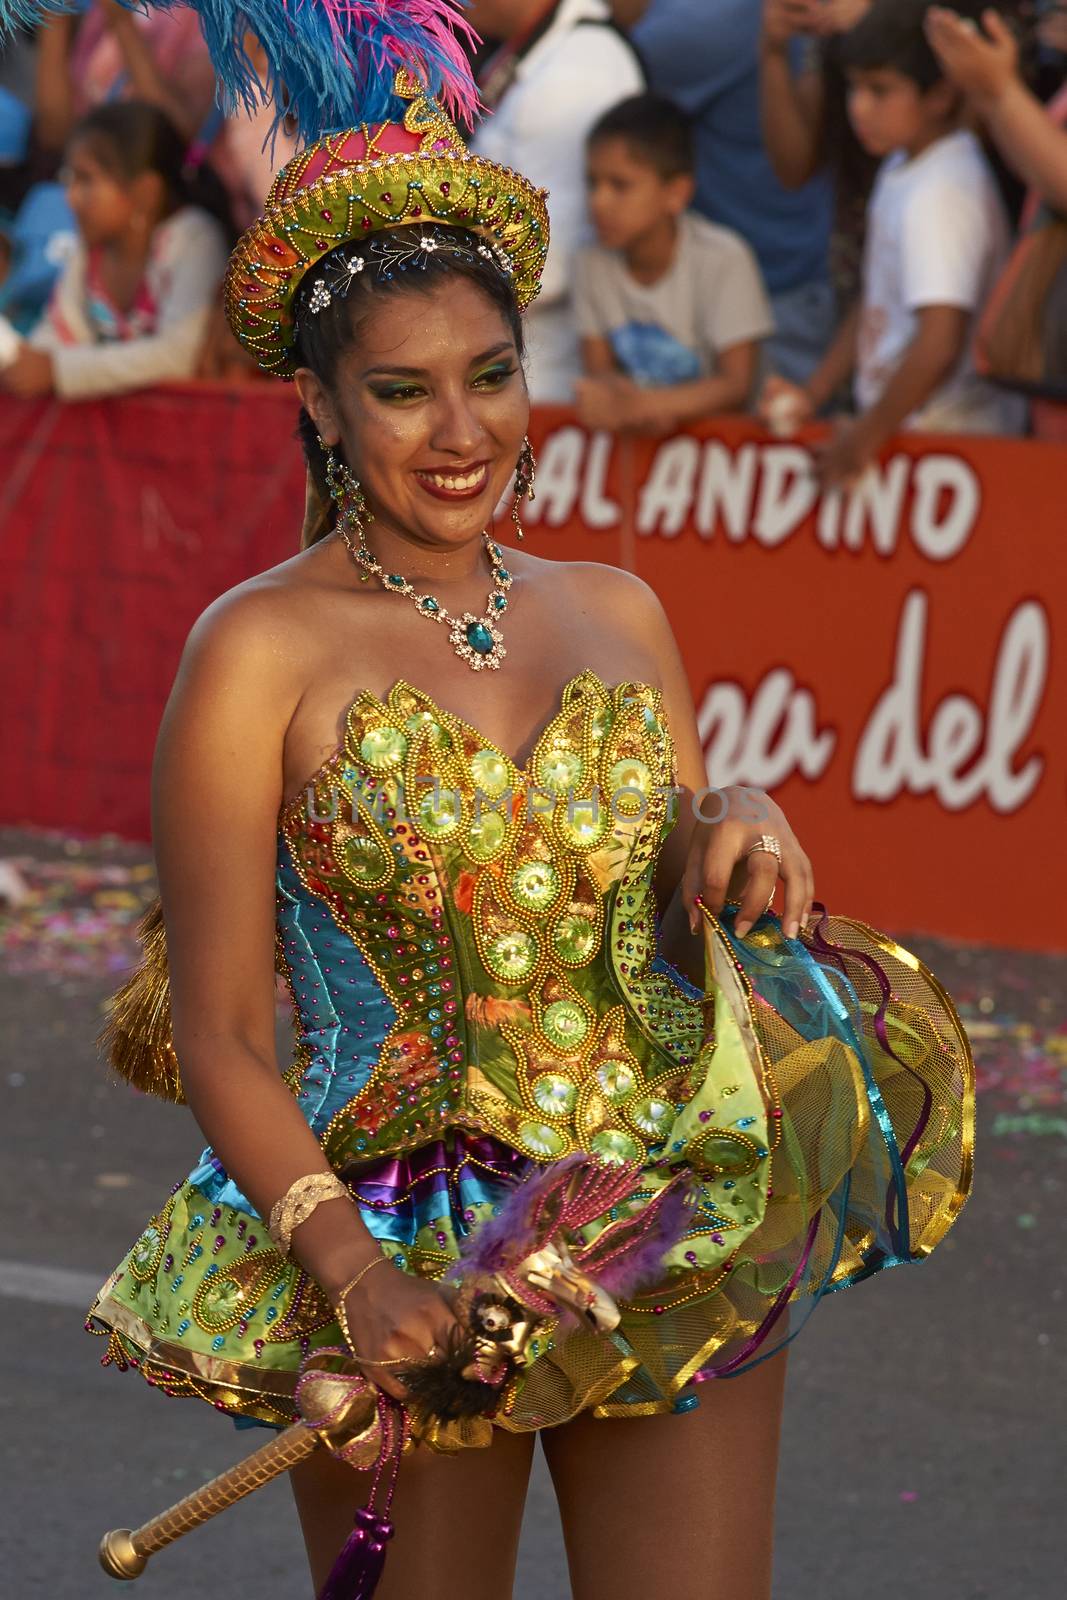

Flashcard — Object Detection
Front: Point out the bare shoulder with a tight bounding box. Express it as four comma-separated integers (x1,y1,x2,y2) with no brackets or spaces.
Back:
177,541,336,698
516,550,662,608
554,560,672,632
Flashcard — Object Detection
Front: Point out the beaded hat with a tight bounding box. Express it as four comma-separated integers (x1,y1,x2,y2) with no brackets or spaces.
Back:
224,70,550,378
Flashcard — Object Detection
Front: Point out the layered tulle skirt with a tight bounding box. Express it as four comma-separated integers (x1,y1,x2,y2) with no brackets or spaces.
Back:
86,907,974,1438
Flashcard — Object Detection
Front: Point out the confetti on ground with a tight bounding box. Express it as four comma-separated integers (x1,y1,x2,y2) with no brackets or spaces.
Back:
904,932,1067,1136
0,837,157,981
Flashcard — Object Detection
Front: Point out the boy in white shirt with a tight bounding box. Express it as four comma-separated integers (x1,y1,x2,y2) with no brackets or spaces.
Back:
574,93,773,433
760,0,1022,484
468,0,645,403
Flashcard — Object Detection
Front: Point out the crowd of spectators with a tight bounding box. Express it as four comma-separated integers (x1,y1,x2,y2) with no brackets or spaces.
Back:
1,0,1066,465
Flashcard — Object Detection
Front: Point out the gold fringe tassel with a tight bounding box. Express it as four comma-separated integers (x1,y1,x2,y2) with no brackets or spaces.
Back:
97,895,185,1104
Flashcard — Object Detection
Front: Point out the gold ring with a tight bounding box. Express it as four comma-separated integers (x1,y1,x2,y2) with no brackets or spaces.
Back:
745,834,782,863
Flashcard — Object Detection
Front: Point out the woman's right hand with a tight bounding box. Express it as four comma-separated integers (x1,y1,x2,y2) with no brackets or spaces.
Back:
337,1259,461,1404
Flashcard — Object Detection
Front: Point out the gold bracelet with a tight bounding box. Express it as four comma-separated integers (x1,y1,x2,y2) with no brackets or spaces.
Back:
267,1171,352,1259
330,1256,411,1367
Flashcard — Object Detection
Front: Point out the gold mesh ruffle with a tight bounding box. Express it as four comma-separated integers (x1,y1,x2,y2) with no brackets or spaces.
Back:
86,910,973,1439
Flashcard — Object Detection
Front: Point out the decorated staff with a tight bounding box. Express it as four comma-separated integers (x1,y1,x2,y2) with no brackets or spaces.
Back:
98,1156,696,1597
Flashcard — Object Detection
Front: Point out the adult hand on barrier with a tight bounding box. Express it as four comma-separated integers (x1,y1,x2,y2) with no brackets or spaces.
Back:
758,373,814,437
575,374,674,435
812,415,875,491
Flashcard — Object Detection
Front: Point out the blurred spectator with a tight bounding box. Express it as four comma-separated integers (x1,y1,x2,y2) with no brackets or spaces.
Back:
0,102,228,401
208,34,299,234
33,4,291,237
573,93,772,432
627,0,835,383
760,0,1023,485
34,2,218,152
467,0,645,401
760,1,880,303
927,4,1067,435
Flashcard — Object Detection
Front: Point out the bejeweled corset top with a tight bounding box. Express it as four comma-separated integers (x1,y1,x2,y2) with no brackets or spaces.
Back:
276,670,706,1174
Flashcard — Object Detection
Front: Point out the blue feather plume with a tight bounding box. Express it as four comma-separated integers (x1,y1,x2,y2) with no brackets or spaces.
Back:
0,1,480,145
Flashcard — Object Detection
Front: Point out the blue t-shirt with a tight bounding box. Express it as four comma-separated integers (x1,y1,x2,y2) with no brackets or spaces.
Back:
631,0,832,296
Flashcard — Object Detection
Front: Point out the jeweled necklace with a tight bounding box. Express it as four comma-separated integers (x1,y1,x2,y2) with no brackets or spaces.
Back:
329,457,514,670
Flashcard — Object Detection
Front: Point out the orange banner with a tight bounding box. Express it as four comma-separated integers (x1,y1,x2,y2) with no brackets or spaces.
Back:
525,411,1065,952
0,392,1061,950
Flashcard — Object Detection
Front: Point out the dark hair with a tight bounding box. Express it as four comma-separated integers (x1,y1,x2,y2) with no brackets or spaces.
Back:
69,101,235,240
293,222,526,543
836,0,987,91
586,93,694,179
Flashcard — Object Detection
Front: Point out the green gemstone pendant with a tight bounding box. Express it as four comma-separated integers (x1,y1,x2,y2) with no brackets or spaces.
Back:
342,524,512,670
450,612,506,671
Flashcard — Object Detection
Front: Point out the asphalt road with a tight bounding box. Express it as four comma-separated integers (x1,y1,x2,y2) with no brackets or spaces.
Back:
1,828,1062,1598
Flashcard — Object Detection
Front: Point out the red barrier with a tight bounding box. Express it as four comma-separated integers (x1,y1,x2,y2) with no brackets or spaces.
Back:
0,390,1062,949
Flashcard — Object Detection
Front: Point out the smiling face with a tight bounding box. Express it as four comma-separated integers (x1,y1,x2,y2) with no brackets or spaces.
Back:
295,273,529,555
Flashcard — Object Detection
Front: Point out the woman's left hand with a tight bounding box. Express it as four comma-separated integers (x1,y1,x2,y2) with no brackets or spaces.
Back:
681,785,814,941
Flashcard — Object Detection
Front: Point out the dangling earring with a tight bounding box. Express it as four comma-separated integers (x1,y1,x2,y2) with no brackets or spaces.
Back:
319,434,373,577
511,435,536,541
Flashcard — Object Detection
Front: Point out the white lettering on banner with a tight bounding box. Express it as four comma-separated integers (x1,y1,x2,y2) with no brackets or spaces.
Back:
637,436,700,536
909,455,981,561
580,430,621,528
853,590,1047,812
753,446,818,546
531,425,986,557
696,668,837,788
817,456,909,554
695,441,758,541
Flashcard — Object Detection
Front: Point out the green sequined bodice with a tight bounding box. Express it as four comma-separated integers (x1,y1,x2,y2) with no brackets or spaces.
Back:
279,670,707,1172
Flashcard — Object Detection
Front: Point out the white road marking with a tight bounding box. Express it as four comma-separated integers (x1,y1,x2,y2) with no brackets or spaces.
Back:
0,1259,105,1308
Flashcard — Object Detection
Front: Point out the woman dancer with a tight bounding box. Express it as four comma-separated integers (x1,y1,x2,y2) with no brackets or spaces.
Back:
11,4,972,1597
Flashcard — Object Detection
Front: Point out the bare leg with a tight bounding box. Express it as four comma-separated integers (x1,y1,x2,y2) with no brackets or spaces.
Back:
290,1426,536,1600
541,1344,790,1600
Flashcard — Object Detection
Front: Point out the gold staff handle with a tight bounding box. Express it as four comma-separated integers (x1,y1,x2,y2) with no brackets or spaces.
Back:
98,1361,382,1581
99,1421,320,1578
